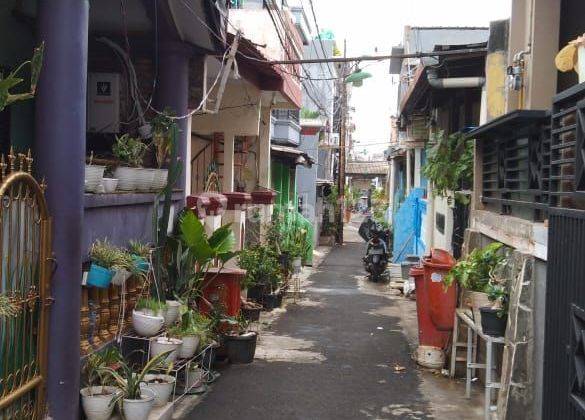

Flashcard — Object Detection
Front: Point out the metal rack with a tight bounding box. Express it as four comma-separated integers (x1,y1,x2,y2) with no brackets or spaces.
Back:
119,331,218,403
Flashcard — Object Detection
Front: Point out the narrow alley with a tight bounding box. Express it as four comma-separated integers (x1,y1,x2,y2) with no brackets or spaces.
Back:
185,220,481,420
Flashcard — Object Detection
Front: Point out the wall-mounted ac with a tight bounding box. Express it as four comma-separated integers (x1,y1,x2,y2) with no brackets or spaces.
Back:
87,73,120,133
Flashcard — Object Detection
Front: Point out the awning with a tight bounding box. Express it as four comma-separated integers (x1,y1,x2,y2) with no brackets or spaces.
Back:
271,145,315,167
228,33,302,109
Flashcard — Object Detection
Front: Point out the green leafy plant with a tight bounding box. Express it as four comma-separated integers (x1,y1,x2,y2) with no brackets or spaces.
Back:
0,295,19,318
164,211,237,304
90,240,120,269
168,309,210,340
135,298,167,314
151,109,174,168
486,282,509,318
301,108,320,119
128,240,151,259
444,242,505,292
112,134,148,167
99,350,173,404
82,347,123,392
422,130,473,204
238,244,282,291
0,43,44,112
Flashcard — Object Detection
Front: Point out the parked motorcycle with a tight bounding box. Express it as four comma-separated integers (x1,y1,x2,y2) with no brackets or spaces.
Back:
359,217,392,282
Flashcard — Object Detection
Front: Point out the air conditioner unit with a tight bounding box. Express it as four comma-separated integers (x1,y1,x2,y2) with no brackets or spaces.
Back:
87,73,120,133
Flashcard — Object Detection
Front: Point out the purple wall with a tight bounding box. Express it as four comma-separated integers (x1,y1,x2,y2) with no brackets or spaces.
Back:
82,193,184,257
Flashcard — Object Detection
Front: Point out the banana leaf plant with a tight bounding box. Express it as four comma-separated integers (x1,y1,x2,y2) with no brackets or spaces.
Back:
164,210,237,306
0,43,44,112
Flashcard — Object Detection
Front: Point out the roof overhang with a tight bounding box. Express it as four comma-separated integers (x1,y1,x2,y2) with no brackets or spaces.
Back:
466,110,549,140
271,145,314,167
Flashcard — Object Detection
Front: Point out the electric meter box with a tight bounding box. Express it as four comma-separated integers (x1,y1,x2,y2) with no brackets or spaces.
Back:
87,73,120,133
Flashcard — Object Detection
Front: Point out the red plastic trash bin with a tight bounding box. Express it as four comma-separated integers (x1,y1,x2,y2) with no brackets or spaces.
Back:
422,249,457,331
411,266,451,348
199,267,245,317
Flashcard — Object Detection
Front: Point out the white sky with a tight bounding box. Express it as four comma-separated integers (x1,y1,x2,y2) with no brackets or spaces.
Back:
309,0,512,157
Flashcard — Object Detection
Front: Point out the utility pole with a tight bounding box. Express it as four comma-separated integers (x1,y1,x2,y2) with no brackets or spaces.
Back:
337,39,347,244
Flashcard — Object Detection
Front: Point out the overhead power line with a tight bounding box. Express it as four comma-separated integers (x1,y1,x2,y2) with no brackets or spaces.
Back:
267,47,488,65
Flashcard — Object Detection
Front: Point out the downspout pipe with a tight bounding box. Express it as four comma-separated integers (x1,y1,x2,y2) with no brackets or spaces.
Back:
427,69,485,89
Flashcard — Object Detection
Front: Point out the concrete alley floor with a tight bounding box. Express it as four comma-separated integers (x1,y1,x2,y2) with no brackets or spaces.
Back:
182,219,483,420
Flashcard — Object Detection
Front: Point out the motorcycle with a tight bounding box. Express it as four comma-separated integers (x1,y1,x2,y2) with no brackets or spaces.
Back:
359,217,392,282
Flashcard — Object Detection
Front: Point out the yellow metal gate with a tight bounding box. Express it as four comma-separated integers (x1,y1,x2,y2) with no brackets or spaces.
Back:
0,150,52,419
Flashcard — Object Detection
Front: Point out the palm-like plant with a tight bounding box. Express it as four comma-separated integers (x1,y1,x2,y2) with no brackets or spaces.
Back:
82,347,123,394
99,350,173,404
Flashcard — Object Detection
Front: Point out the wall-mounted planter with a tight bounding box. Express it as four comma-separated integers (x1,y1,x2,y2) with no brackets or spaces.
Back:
152,168,168,190
111,268,131,286
132,255,150,273
114,167,140,191
87,263,113,288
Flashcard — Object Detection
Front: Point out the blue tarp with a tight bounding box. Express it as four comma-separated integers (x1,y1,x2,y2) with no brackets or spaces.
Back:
392,188,426,263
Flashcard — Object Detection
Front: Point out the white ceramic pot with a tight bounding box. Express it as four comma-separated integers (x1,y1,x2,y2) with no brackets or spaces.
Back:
85,165,106,193
80,386,119,420
135,168,155,192
292,257,302,274
163,300,181,326
185,367,205,389
132,310,164,337
114,167,140,191
178,335,201,359
122,387,155,420
111,268,131,286
152,168,169,190
101,177,118,193
141,374,176,407
150,337,182,364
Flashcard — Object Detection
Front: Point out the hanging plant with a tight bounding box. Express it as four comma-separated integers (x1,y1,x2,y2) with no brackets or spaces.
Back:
0,294,19,318
422,130,473,204
0,43,44,112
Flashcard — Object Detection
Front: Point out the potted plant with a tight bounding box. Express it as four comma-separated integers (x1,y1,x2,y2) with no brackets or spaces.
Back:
140,373,176,408
150,336,182,365
111,247,135,286
112,134,149,191
169,310,210,359
129,240,151,273
224,316,258,364
151,111,173,189
184,363,205,390
133,298,165,337
443,242,505,325
87,240,118,288
480,272,509,337
99,350,172,420
80,347,122,420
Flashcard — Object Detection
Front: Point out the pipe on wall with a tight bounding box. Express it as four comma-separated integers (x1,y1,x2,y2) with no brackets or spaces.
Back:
427,69,485,89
